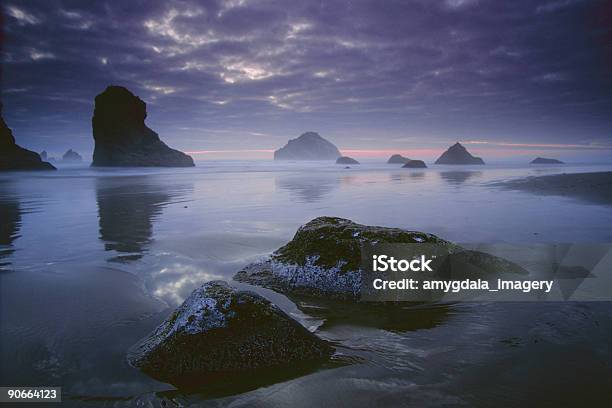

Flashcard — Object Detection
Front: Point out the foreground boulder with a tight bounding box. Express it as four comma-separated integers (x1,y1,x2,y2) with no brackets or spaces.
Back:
62,149,83,162
336,156,359,165
435,142,484,165
92,86,194,167
531,157,564,164
402,159,427,168
128,281,332,387
387,154,410,164
234,217,526,300
0,104,55,171
274,132,341,160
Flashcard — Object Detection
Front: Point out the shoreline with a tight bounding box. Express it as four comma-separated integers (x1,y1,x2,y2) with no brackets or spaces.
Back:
495,171,612,205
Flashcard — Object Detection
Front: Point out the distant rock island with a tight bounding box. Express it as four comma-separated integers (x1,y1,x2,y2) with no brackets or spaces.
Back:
435,142,484,165
62,149,83,162
387,154,410,164
336,156,359,165
0,103,56,171
402,159,427,168
91,86,194,167
40,151,57,162
531,157,564,164
274,132,341,160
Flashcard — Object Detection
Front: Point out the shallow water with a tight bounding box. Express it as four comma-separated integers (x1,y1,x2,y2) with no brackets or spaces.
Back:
1,161,612,407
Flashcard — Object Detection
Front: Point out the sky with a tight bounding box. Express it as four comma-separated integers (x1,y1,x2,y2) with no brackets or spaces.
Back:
1,0,611,161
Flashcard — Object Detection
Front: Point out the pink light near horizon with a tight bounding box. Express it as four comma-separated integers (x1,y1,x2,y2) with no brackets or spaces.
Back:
463,141,612,150
185,149,276,154
184,141,612,160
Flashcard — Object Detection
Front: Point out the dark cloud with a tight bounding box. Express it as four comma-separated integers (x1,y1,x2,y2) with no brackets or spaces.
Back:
1,0,611,157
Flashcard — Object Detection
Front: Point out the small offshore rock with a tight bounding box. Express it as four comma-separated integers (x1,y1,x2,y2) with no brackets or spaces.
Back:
531,157,564,164
387,154,410,164
336,156,359,165
402,159,427,168
62,149,83,162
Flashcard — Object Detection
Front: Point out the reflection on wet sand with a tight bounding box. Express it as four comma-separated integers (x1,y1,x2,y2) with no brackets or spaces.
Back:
275,174,340,203
439,171,482,185
389,172,426,183
96,176,190,262
0,185,22,270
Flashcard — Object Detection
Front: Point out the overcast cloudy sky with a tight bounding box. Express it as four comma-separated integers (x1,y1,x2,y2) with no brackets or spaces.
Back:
2,0,611,160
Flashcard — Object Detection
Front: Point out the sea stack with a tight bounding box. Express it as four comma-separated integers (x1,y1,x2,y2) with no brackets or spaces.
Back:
402,159,427,168
435,142,484,165
128,281,332,387
62,149,83,162
387,154,410,164
0,103,56,171
336,156,359,165
531,157,564,164
91,86,194,167
274,132,341,160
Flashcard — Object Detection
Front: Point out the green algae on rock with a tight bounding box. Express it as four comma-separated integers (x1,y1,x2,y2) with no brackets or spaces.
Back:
234,217,527,300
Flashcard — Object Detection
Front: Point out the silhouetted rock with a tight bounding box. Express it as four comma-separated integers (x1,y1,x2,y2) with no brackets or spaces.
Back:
235,217,525,300
128,280,332,388
336,156,359,165
387,154,410,164
274,132,341,160
0,104,55,171
91,86,194,167
62,149,83,162
435,142,484,165
402,159,427,168
531,157,564,164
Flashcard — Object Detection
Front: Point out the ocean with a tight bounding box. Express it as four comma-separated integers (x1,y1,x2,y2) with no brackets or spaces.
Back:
1,161,612,407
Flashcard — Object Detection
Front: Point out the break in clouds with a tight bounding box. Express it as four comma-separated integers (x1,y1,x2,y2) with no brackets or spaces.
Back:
1,0,611,158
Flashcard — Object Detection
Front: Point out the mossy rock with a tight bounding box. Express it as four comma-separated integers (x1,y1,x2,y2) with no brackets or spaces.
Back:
128,281,332,388
234,217,527,300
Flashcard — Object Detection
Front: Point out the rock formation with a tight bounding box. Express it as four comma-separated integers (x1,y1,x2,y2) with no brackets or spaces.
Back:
128,280,332,387
91,86,194,167
234,217,526,300
40,151,48,161
387,154,410,164
402,159,427,168
336,156,359,165
0,104,55,171
274,132,341,160
435,142,484,165
62,149,83,162
531,157,564,164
